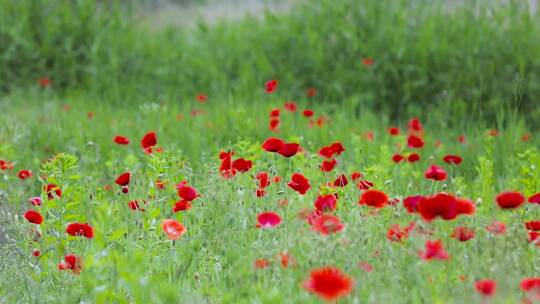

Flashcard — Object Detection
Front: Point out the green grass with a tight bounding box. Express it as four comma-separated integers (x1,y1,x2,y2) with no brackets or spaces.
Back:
1,0,540,303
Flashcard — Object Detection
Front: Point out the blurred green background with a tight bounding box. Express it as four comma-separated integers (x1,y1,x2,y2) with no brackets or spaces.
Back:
1,0,539,124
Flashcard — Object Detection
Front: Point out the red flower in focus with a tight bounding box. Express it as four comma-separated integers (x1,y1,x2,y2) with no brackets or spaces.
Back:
424,165,447,181
320,159,337,172
115,172,131,186
24,210,43,224
333,174,348,187
44,184,62,200
359,190,388,208
407,153,420,163
362,57,374,66
172,200,191,212
141,131,157,153
392,154,404,163
177,182,199,201
407,135,424,148
114,135,130,145
38,77,51,87
58,254,82,274
278,143,300,158
307,87,317,97
417,192,475,221
525,221,540,231
303,267,353,301
303,109,314,117
475,279,496,297
451,226,475,242
66,223,94,238
495,191,525,209
403,195,424,213
256,212,282,228
443,155,462,165
17,170,32,180
265,79,278,94
232,158,252,173
162,219,186,240
314,194,338,212
419,240,450,261
388,127,400,136
262,137,285,152
311,214,345,235
284,102,297,112
528,193,540,204
486,221,506,235
196,94,207,103
288,173,310,195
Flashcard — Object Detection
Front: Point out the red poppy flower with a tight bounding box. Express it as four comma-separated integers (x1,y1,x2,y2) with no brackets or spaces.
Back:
407,135,424,148
351,171,362,181
392,154,404,163
269,118,280,132
457,135,466,143
58,254,82,274
520,278,540,293
419,240,449,261
529,231,540,245
486,221,506,235
219,151,236,178
177,183,199,201
311,214,345,235
256,212,282,228
284,102,297,112
278,143,300,158
254,258,270,269
388,127,400,136
528,193,540,204
330,142,345,156
66,223,94,238
418,193,475,221
522,133,531,142
358,262,373,273
424,165,447,181
362,57,374,66
451,226,475,242
265,79,278,93
270,108,280,117
232,158,252,173
443,155,462,165
115,172,131,186
0,159,14,170
403,195,424,213
17,170,32,180
407,153,420,163
128,200,146,211
196,94,207,103
408,118,423,133
357,180,374,190
288,173,310,195
279,252,294,268
24,210,43,224
44,184,62,200
29,196,42,206
32,249,41,257
141,131,157,152
114,135,130,145
333,174,348,187
488,129,499,137
525,221,540,231
303,109,314,117
256,172,270,189
314,194,338,212
162,219,186,240
359,190,388,208
320,159,337,172
255,188,266,197
262,137,285,152
496,191,525,209
307,87,317,97
475,279,496,297
303,267,353,301
387,223,414,242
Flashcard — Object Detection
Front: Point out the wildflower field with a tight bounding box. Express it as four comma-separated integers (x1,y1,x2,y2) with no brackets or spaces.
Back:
0,0,539,303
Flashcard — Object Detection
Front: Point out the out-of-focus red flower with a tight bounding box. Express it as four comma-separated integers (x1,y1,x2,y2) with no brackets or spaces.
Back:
320,159,337,172
362,57,374,66
303,267,353,301
288,173,310,195
357,180,374,190
162,219,186,240
359,190,388,208
333,174,348,187
388,127,400,136
419,240,449,261
256,212,282,228
392,154,404,163
278,143,300,158
115,172,131,186
129,200,146,211
254,258,270,269
424,165,447,181
232,158,252,173
262,137,285,152
314,194,338,212
58,254,82,274
265,79,278,94
303,109,314,117
407,135,424,149
141,131,157,153
525,221,540,231
284,102,297,112
486,221,506,235
529,193,540,204
403,195,424,213
451,226,475,242
418,193,475,221
18,170,32,180
475,279,497,297
44,184,62,200
196,94,207,103
311,214,345,235
177,182,199,201
387,223,414,243
307,87,317,97
38,77,51,87
66,223,94,238
24,210,43,224
443,155,462,165
350,171,362,182
407,153,420,163
114,135,130,145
